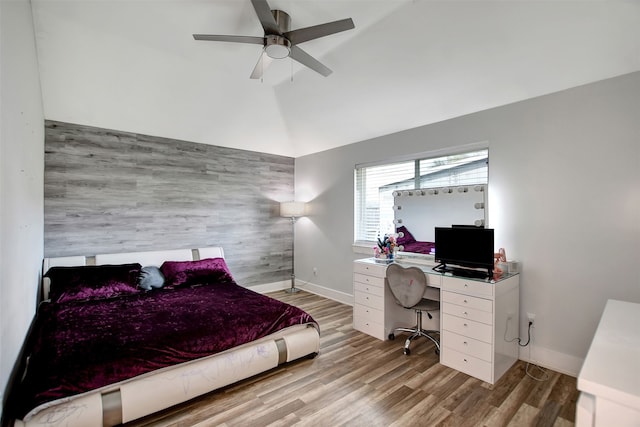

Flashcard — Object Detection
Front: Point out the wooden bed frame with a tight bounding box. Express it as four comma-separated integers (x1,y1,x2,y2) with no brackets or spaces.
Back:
13,247,320,427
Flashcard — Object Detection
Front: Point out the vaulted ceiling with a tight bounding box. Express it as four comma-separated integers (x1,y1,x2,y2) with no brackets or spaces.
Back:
31,0,640,157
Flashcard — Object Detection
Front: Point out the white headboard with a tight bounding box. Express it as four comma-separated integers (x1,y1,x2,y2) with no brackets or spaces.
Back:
42,247,225,300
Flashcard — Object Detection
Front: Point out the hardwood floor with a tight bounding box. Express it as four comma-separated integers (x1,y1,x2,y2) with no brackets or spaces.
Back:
126,291,578,427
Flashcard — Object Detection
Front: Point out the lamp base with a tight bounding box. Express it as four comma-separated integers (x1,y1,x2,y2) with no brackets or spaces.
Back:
284,286,301,294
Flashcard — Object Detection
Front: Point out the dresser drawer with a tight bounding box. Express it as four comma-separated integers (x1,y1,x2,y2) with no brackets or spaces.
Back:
442,330,492,362
354,281,384,298
442,276,494,298
354,289,383,310
354,303,383,324
442,313,493,343
353,272,385,288
442,301,493,325
353,315,384,340
441,347,492,383
441,290,493,313
353,262,387,277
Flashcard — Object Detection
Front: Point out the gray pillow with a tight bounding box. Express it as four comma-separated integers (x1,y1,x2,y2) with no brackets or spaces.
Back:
138,266,165,290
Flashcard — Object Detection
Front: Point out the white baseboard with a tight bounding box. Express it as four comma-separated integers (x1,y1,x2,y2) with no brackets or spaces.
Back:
295,280,353,306
519,343,584,377
249,279,353,306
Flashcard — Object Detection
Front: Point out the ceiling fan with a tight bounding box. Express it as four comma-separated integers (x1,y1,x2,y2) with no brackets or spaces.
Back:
193,0,355,79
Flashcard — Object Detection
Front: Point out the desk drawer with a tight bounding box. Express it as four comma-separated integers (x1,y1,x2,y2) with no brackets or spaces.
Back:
354,290,383,311
354,303,383,324
353,315,384,340
354,273,385,288
442,330,492,362
353,262,387,277
442,301,493,325
441,290,492,313
442,276,493,298
354,281,384,298
441,347,492,383
442,313,493,343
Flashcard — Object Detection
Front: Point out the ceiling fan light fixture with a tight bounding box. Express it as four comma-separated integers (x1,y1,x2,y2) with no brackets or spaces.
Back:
265,35,291,59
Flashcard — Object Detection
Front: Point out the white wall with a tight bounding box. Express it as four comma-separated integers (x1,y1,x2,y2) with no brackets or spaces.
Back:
295,72,640,376
0,0,45,417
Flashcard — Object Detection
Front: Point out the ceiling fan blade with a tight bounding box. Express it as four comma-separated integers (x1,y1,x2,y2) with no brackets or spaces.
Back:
250,51,274,79
250,0,280,35
193,34,265,45
289,45,332,77
284,18,355,45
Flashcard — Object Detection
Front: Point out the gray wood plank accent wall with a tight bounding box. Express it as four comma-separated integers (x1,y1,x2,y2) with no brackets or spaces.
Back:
44,120,294,286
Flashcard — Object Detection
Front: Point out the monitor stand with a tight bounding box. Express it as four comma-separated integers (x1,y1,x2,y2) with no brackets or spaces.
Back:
433,264,491,280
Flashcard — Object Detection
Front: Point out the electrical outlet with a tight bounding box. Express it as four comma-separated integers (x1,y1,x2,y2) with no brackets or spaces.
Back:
527,312,536,325
312,267,318,276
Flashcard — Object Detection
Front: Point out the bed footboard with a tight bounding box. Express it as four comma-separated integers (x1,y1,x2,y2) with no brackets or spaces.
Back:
14,326,319,427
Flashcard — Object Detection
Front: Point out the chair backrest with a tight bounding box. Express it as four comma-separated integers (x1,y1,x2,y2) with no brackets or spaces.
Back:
386,263,429,309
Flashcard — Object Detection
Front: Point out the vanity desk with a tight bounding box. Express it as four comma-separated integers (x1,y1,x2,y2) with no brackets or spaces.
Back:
353,257,520,384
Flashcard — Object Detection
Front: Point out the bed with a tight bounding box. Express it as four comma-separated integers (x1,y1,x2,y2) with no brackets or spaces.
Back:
396,226,435,255
8,247,320,427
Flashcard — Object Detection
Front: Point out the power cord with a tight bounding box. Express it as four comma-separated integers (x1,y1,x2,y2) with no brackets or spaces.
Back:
526,345,549,381
504,318,532,346
504,318,549,381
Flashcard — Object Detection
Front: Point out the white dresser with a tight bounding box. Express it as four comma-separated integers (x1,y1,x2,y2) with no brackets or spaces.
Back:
576,299,640,427
353,259,388,340
353,258,519,384
440,273,519,384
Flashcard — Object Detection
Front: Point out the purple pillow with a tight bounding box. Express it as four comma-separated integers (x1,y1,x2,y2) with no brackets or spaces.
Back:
160,258,233,287
396,226,416,245
45,263,142,303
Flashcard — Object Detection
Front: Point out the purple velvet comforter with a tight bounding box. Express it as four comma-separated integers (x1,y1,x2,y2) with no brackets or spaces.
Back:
14,281,317,419
401,241,435,255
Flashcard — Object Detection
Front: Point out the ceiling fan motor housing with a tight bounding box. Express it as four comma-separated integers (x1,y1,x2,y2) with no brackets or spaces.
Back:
265,10,291,59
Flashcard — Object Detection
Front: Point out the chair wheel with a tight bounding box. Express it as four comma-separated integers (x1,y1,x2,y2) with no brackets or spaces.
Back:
388,333,395,340
403,348,411,355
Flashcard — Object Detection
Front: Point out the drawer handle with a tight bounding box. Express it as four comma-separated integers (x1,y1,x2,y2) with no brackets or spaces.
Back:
463,299,468,303
463,358,468,362
463,323,468,327
464,284,469,288
463,341,468,345
463,311,468,315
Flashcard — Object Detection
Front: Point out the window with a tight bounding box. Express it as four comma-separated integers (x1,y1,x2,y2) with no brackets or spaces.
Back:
354,149,488,245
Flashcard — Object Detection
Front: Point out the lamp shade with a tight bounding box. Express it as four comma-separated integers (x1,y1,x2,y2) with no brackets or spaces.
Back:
280,201,306,217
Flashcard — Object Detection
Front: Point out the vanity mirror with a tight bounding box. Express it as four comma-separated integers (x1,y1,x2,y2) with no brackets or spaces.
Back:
393,185,487,258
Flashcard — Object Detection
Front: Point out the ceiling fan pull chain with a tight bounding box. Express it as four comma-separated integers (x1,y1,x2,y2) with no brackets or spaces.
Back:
290,57,293,82
260,51,264,83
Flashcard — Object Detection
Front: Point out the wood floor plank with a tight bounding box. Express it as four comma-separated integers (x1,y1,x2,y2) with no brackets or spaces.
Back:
125,291,578,427
547,372,580,422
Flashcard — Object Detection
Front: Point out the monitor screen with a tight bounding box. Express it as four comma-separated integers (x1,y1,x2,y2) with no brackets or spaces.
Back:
434,226,494,271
